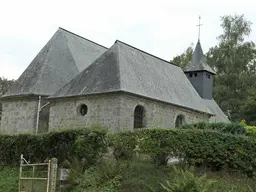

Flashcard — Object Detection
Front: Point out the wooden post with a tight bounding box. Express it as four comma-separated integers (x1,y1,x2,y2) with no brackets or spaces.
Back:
49,158,58,192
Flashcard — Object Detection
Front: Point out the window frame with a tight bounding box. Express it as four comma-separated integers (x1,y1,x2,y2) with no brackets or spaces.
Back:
133,105,145,129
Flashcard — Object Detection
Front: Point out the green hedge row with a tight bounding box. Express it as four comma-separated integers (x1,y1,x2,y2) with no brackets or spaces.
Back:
0,126,256,177
181,122,246,135
0,127,107,167
108,128,256,177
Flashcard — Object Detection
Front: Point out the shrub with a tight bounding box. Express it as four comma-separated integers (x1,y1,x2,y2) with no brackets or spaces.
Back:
109,128,256,177
1,125,256,177
181,122,246,135
160,166,216,192
107,131,138,160
71,157,256,192
71,158,173,192
0,126,108,166
241,120,256,137
245,126,256,137
71,158,123,192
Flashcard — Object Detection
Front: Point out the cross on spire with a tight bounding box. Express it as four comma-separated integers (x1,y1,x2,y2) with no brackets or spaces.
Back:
196,16,203,41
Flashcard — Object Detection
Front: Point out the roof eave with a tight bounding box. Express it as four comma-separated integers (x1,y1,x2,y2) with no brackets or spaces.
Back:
184,69,216,75
0,94,49,100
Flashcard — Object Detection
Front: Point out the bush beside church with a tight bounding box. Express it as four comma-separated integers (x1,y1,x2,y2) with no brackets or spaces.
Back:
0,123,255,177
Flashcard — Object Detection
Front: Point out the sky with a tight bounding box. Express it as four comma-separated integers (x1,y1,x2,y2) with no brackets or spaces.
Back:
1,0,256,80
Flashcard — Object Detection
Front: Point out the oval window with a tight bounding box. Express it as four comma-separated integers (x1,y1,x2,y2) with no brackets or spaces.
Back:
78,104,88,116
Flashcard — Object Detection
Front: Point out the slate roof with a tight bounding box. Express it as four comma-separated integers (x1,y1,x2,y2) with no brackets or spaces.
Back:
50,40,212,115
203,99,230,123
2,28,107,98
184,41,216,74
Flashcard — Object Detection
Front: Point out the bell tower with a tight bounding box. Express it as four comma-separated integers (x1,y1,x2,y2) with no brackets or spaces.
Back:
184,16,216,100
184,41,216,100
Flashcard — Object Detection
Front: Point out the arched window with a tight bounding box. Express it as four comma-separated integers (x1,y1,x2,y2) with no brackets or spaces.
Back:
175,114,185,128
134,105,145,129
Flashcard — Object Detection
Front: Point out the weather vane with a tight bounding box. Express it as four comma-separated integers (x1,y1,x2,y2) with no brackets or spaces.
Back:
196,16,203,41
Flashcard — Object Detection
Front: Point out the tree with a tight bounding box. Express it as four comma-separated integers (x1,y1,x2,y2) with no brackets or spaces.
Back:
170,43,193,69
0,77,14,96
0,77,15,120
206,14,256,122
241,89,256,125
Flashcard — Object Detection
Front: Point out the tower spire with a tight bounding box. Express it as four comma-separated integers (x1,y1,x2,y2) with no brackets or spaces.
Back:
196,16,203,41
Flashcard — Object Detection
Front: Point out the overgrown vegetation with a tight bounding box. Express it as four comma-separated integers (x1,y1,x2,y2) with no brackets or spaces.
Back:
0,122,256,191
1,123,255,175
109,128,256,177
69,157,256,192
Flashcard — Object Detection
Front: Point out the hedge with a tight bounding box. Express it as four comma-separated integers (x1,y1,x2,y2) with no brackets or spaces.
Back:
181,122,246,135
245,125,256,137
240,120,256,137
0,127,107,167
181,121,256,138
0,126,256,177
108,128,256,177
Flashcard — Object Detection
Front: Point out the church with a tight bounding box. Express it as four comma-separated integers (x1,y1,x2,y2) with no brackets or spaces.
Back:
0,28,229,134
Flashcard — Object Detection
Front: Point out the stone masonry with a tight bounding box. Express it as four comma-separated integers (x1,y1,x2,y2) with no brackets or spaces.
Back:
49,93,209,132
0,97,51,134
49,93,121,131
118,94,209,130
0,98,38,133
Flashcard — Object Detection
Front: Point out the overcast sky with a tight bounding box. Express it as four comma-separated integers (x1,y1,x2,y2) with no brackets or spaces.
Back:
1,0,256,80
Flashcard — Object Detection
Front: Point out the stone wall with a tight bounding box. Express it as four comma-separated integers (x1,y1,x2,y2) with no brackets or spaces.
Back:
0,98,38,133
0,93,210,134
49,92,209,132
118,93,209,130
49,94,121,131
0,97,51,134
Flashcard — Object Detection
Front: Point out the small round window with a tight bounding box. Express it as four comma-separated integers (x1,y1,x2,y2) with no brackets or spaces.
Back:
78,104,88,116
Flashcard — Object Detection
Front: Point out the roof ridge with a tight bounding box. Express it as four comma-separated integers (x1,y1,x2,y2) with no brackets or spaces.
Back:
59,27,108,49
61,30,80,72
116,42,122,90
114,40,179,68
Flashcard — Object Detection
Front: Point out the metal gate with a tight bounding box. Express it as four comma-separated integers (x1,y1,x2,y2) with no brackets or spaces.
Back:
19,154,58,192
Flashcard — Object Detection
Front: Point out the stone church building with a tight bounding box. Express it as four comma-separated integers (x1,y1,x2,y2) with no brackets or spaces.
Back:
0,28,229,134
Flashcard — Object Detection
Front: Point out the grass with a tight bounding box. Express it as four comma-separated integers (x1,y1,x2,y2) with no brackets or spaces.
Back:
0,166,19,192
